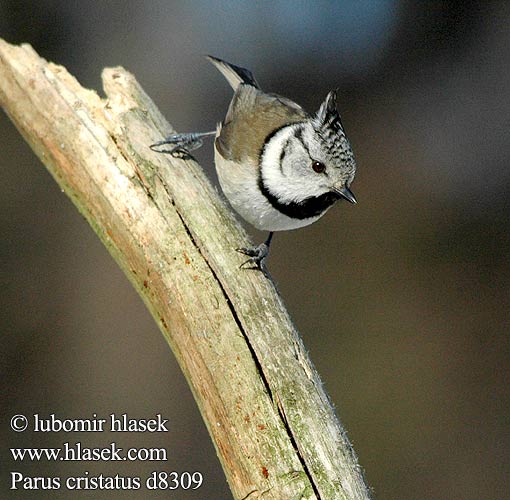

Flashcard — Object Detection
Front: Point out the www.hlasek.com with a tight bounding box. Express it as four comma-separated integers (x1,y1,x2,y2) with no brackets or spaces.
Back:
9,413,203,492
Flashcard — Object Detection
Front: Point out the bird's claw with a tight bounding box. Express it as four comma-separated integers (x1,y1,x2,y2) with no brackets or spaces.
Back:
150,132,215,158
236,243,270,273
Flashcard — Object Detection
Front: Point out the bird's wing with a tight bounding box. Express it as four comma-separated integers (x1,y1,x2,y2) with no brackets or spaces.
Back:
216,85,309,163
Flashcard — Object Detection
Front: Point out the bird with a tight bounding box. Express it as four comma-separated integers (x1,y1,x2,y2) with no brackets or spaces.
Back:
151,56,357,272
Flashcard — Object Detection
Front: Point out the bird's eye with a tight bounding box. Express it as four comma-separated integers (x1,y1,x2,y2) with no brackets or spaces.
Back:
312,160,326,173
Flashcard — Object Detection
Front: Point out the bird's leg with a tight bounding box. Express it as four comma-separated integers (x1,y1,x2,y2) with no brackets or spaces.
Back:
237,232,274,273
150,131,216,158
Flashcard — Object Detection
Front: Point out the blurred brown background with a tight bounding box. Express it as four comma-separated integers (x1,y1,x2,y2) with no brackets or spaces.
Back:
1,1,509,499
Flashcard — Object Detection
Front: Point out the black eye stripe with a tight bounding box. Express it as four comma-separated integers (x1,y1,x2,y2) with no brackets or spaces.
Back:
259,123,293,167
259,123,306,173
294,127,330,174
279,139,289,166
293,127,312,159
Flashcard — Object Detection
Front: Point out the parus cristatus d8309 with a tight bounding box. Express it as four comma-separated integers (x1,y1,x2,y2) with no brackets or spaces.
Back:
151,56,357,271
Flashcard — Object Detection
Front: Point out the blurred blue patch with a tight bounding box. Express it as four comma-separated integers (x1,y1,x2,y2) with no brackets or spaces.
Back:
194,0,399,75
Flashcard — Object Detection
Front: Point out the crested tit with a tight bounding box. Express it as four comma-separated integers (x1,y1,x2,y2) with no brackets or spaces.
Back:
151,56,357,271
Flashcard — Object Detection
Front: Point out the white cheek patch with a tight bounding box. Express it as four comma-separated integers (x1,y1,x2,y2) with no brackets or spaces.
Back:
260,125,328,203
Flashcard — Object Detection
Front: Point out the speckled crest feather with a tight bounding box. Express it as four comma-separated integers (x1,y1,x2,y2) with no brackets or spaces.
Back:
311,90,353,165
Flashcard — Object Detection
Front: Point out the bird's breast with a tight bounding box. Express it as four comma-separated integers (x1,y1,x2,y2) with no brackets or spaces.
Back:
214,149,332,231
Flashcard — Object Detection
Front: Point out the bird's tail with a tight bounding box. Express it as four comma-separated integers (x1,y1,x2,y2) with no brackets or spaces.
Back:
206,55,260,90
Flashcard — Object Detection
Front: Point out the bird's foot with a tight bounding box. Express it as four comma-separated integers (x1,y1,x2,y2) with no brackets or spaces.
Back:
150,131,215,158
236,243,270,273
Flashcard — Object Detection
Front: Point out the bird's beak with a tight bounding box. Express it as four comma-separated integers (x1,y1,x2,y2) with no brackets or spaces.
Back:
332,185,357,204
